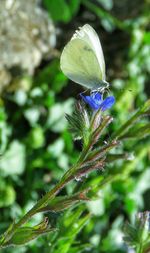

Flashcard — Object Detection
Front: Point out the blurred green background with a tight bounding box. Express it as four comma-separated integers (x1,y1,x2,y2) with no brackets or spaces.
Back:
0,0,150,252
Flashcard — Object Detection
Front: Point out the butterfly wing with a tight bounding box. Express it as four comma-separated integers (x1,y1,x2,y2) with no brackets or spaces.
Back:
80,24,106,80
60,24,106,89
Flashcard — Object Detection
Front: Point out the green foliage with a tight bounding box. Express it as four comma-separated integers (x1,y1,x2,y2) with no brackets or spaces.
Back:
43,0,80,23
50,207,91,253
0,181,16,207
1,141,26,176
124,212,150,252
0,218,56,247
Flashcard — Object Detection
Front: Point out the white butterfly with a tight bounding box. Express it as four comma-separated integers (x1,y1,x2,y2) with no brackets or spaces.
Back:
60,24,109,92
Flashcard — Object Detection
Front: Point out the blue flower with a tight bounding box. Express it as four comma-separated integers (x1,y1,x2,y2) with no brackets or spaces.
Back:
80,92,115,111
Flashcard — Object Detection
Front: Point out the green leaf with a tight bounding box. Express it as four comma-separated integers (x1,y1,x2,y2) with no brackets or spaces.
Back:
0,140,26,176
37,190,89,213
123,212,150,250
53,208,90,253
44,0,80,22
66,101,90,143
35,60,68,93
47,99,74,132
8,218,56,246
24,107,40,126
0,221,15,247
0,181,16,207
119,123,150,140
143,31,150,44
123,222,139,246
81,0,129,31
0,112,10,153
68,0,81,17
69,243,92,253
28,126,45,149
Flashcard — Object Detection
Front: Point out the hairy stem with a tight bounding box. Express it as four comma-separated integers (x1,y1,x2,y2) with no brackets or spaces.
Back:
0,140,93,248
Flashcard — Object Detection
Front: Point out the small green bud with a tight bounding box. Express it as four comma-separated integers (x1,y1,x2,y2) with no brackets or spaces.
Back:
9,218,56,246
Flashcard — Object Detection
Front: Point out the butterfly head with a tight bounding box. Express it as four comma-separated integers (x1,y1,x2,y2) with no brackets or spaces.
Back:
91,80,110,95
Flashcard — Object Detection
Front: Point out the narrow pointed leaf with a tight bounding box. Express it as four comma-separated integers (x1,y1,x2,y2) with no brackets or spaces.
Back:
37,191,89,213
8,218,56,246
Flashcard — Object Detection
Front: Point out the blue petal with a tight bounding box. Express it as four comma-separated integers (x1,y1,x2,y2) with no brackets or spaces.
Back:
91,92,102,104
80,93,100,110
80,93,115,111
100,96,115,111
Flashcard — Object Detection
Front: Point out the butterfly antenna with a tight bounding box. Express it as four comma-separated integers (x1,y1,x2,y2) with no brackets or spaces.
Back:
78,89,88,98
106,86,110,96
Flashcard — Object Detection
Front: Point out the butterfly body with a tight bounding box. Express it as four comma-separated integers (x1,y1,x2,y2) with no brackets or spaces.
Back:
60,24,109,92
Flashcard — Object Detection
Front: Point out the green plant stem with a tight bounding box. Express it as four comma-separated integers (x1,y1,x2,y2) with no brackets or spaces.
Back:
0,178,67,247
137,244,144,253
0,140,92,248
0,108,120,248
112,100,150,139
112,113,140,139
61,141,92,183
